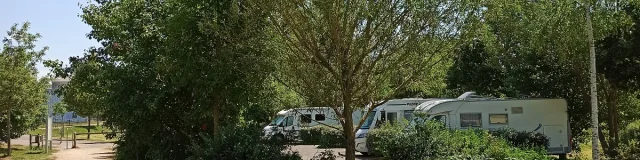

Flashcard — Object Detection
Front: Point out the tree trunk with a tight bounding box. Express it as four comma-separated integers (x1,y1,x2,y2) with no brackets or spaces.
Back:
87,116,91,139
604,86,614,157
7,105,11,156
609,90,619,158
342,107,355,160
598,126,610,155
585,3,600,160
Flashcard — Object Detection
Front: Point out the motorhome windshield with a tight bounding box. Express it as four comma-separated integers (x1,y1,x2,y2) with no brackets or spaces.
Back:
269,116,285,126
360,112,376,129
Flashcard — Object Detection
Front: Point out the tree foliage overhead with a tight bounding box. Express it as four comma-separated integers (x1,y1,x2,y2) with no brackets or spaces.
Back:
269,0,479,159
0,22,49,144
445,0,640,156
46,0,296,159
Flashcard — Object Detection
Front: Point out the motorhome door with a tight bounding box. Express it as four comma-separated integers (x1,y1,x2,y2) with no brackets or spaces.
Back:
282,116,296,137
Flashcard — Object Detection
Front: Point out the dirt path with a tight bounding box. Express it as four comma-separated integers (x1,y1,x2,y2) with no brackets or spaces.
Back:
13,136,382,160
51,141,115,160
11,135,115,160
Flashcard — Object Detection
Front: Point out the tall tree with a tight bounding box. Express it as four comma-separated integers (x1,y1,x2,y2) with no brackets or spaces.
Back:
446,1,638,156
446,40,505,97
48,0,282,159
594,4,640,157
0,22,49,156
584,1,600,159
45,58,104,139
269,1,478,159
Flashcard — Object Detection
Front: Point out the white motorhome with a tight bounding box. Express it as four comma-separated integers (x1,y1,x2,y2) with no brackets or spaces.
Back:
263,107,363,140
354,98,438,155
412,92,571,155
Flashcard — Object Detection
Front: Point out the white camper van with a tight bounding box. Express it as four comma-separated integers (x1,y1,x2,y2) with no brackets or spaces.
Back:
263,107,363,140
354,98,438,155
412,92,571,155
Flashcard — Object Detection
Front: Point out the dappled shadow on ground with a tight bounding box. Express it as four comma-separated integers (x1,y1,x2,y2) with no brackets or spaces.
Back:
0,147,25,152
80,142,114,145
77,126,99,130
292,145,382,160
93,151,115,159
355,155,381,160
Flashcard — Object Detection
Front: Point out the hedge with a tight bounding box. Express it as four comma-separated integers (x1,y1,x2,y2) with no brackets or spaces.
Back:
367,121,550,160
299,125,345,148
489,127,549,149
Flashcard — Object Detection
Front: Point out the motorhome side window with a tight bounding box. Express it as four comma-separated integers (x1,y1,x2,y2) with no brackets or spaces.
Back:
315,114,325,121
285,116,294,126
489,114,508,124
432,115,446,125
387,112,398,124
460,113,481,127
403,111,414,120
300,114,312,123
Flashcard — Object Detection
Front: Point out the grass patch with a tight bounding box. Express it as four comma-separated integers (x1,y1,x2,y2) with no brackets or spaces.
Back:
0,145,53,160
28,125,117,142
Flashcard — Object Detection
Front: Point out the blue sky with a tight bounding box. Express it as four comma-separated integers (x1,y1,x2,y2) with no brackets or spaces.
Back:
0,0,100,78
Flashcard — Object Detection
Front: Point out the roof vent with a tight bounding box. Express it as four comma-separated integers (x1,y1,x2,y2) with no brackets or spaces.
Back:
457,91,479,99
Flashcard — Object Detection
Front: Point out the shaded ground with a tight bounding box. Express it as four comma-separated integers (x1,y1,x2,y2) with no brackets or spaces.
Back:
290,145,380,160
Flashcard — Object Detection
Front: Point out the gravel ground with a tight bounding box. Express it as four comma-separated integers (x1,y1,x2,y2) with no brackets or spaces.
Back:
289,145,380,160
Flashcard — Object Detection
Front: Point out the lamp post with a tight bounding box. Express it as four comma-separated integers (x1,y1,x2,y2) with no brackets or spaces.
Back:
45,86,53,152
45,75,55,152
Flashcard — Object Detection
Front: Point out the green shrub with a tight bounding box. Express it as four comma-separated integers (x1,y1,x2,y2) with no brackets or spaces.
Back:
621,120,640,143
619,120,640,159
367,121,550,160
299,125,345,148
368,121,453,159
365,123,405,156
490,127,549,149
188,124,301,160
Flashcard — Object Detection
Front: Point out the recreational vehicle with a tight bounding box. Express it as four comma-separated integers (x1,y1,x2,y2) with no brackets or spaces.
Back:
411,92,571,155
263,107,363,140
354,98,439,155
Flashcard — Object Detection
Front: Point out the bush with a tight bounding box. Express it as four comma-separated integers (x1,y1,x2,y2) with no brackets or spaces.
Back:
299,125,345,148
619,120,640,159
367,121,452,159
366,123,405,156
188,124,301,160
490,127,549,149
311,149,338,160
367,121,550,160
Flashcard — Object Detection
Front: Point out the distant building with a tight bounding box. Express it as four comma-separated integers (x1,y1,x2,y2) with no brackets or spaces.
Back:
47,78,87,123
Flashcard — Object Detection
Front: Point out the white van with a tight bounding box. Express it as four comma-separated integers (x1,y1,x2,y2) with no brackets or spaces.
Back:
413,92,571,155
354,98,438,155
263,107,363,140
